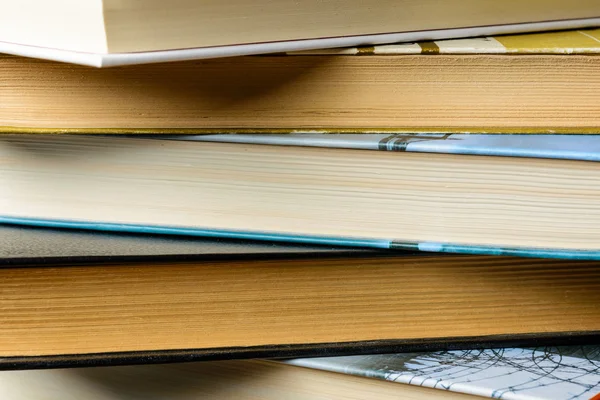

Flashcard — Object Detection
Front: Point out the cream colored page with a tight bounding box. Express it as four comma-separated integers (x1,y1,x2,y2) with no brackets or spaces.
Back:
1,136,600,250
102,0,600,52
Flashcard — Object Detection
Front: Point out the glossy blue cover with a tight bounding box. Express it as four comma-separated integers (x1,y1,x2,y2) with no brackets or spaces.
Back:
177,133,600,161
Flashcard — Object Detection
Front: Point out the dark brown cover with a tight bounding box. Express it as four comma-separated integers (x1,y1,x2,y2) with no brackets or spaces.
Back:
0,225,368,265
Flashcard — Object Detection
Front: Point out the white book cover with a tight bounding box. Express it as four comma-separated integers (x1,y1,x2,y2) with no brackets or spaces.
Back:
287,346,600,400
1,18,599,67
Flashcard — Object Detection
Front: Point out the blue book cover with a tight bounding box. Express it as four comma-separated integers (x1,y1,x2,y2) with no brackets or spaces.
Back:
287,345,600,400
3,134,600,260
174,133,600,162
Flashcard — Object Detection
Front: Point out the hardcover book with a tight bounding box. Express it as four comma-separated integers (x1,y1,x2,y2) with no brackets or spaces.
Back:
2,29,600,134
3,134,600,259
1,251,600,369
1,346,598,399
0,1,598,67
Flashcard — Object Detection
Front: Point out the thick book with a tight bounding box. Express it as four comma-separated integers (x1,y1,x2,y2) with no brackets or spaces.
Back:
2,29,600,134
1,252,600,369
0,347,598,399
3,134,600,259
0,1,598,66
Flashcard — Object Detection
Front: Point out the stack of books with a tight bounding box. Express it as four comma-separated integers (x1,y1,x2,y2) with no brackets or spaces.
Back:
1,1,600,399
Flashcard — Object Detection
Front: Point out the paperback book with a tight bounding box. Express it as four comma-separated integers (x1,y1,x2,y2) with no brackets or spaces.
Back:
0,1,598,67
1,346,599,399
2,29,600,133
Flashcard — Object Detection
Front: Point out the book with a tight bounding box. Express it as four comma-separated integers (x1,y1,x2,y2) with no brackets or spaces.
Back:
0,360,473,400
0,1,598,66
3,134,600,259
1,252,600,369
0,347,598,399
2,29,600,134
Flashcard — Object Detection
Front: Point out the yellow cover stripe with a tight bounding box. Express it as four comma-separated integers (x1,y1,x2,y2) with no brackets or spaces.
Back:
289,29,600,55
